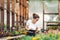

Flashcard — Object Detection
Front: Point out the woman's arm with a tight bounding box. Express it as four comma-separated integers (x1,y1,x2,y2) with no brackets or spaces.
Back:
25,20,29,30
25,25,28,30
36,27,38,31
36,27,38,32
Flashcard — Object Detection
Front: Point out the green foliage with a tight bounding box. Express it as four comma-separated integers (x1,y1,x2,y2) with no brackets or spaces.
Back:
11,30,20,35
48,26,58,30
21,33,59,40
48,26,60,30
4,24,7,31
58,26,60,30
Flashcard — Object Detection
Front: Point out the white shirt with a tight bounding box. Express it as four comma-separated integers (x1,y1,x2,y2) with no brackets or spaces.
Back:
26,20,38,30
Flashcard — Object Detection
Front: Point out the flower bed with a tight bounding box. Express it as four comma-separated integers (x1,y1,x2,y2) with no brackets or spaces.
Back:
21,33,60,40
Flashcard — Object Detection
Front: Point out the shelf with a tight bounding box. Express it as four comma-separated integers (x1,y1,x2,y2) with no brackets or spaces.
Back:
0,35,25,40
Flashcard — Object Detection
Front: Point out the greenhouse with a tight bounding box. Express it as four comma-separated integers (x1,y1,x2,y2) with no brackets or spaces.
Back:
0,0,60,40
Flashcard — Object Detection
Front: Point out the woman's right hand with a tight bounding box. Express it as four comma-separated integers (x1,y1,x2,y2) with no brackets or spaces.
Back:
25,26,29,30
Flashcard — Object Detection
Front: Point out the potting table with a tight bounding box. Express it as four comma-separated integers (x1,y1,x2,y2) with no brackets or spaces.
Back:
0,35,25,40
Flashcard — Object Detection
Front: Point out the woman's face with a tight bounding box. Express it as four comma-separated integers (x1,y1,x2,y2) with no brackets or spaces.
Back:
34,18,39,23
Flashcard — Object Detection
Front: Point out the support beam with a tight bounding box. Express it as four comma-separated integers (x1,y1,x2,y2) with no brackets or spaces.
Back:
19,0,28,27
12,0,15,27
25,1,28,20
19,0,21,25
20,0,24,27
59,1,60,20
7,0,10,30
23,0,28,26
24,0,26,20
16,13,18,30
26,7,29,20
15,0,20,30
0,0,4,31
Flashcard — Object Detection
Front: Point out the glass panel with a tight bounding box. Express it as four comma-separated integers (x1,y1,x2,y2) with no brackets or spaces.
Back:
4,0,7,25
44,14,58,30
44,0,58,13
10,0,12,27
44,14,58,21
29,0,43,30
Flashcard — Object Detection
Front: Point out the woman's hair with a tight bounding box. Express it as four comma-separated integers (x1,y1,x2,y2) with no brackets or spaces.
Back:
33,13,39,19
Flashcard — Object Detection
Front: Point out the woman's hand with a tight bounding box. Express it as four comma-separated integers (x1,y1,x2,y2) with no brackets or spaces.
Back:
36,27,38,33
36,27,38,31
25,26,29,30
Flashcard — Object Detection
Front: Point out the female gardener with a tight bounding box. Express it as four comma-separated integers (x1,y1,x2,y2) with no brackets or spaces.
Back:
25,13,39,36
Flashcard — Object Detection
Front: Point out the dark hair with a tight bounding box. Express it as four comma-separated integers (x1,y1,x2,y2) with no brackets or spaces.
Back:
33,13,39,19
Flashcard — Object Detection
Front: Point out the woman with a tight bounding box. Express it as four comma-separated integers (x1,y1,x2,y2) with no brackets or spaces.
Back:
25,13,39,36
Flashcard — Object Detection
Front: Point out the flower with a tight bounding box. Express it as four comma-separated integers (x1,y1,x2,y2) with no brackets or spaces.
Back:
32,37,37,40
58,38,60,40
58,32,60,35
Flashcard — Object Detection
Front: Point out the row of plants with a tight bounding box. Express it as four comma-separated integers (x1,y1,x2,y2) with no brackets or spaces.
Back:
21,32,60,40
20,26,60,40
10,31,60,40
1,24,60,35
0,24,26,37
0,24,60,40
48,26,60,30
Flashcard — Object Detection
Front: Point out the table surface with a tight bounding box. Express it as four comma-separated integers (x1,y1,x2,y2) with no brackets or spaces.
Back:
0,35,25,40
